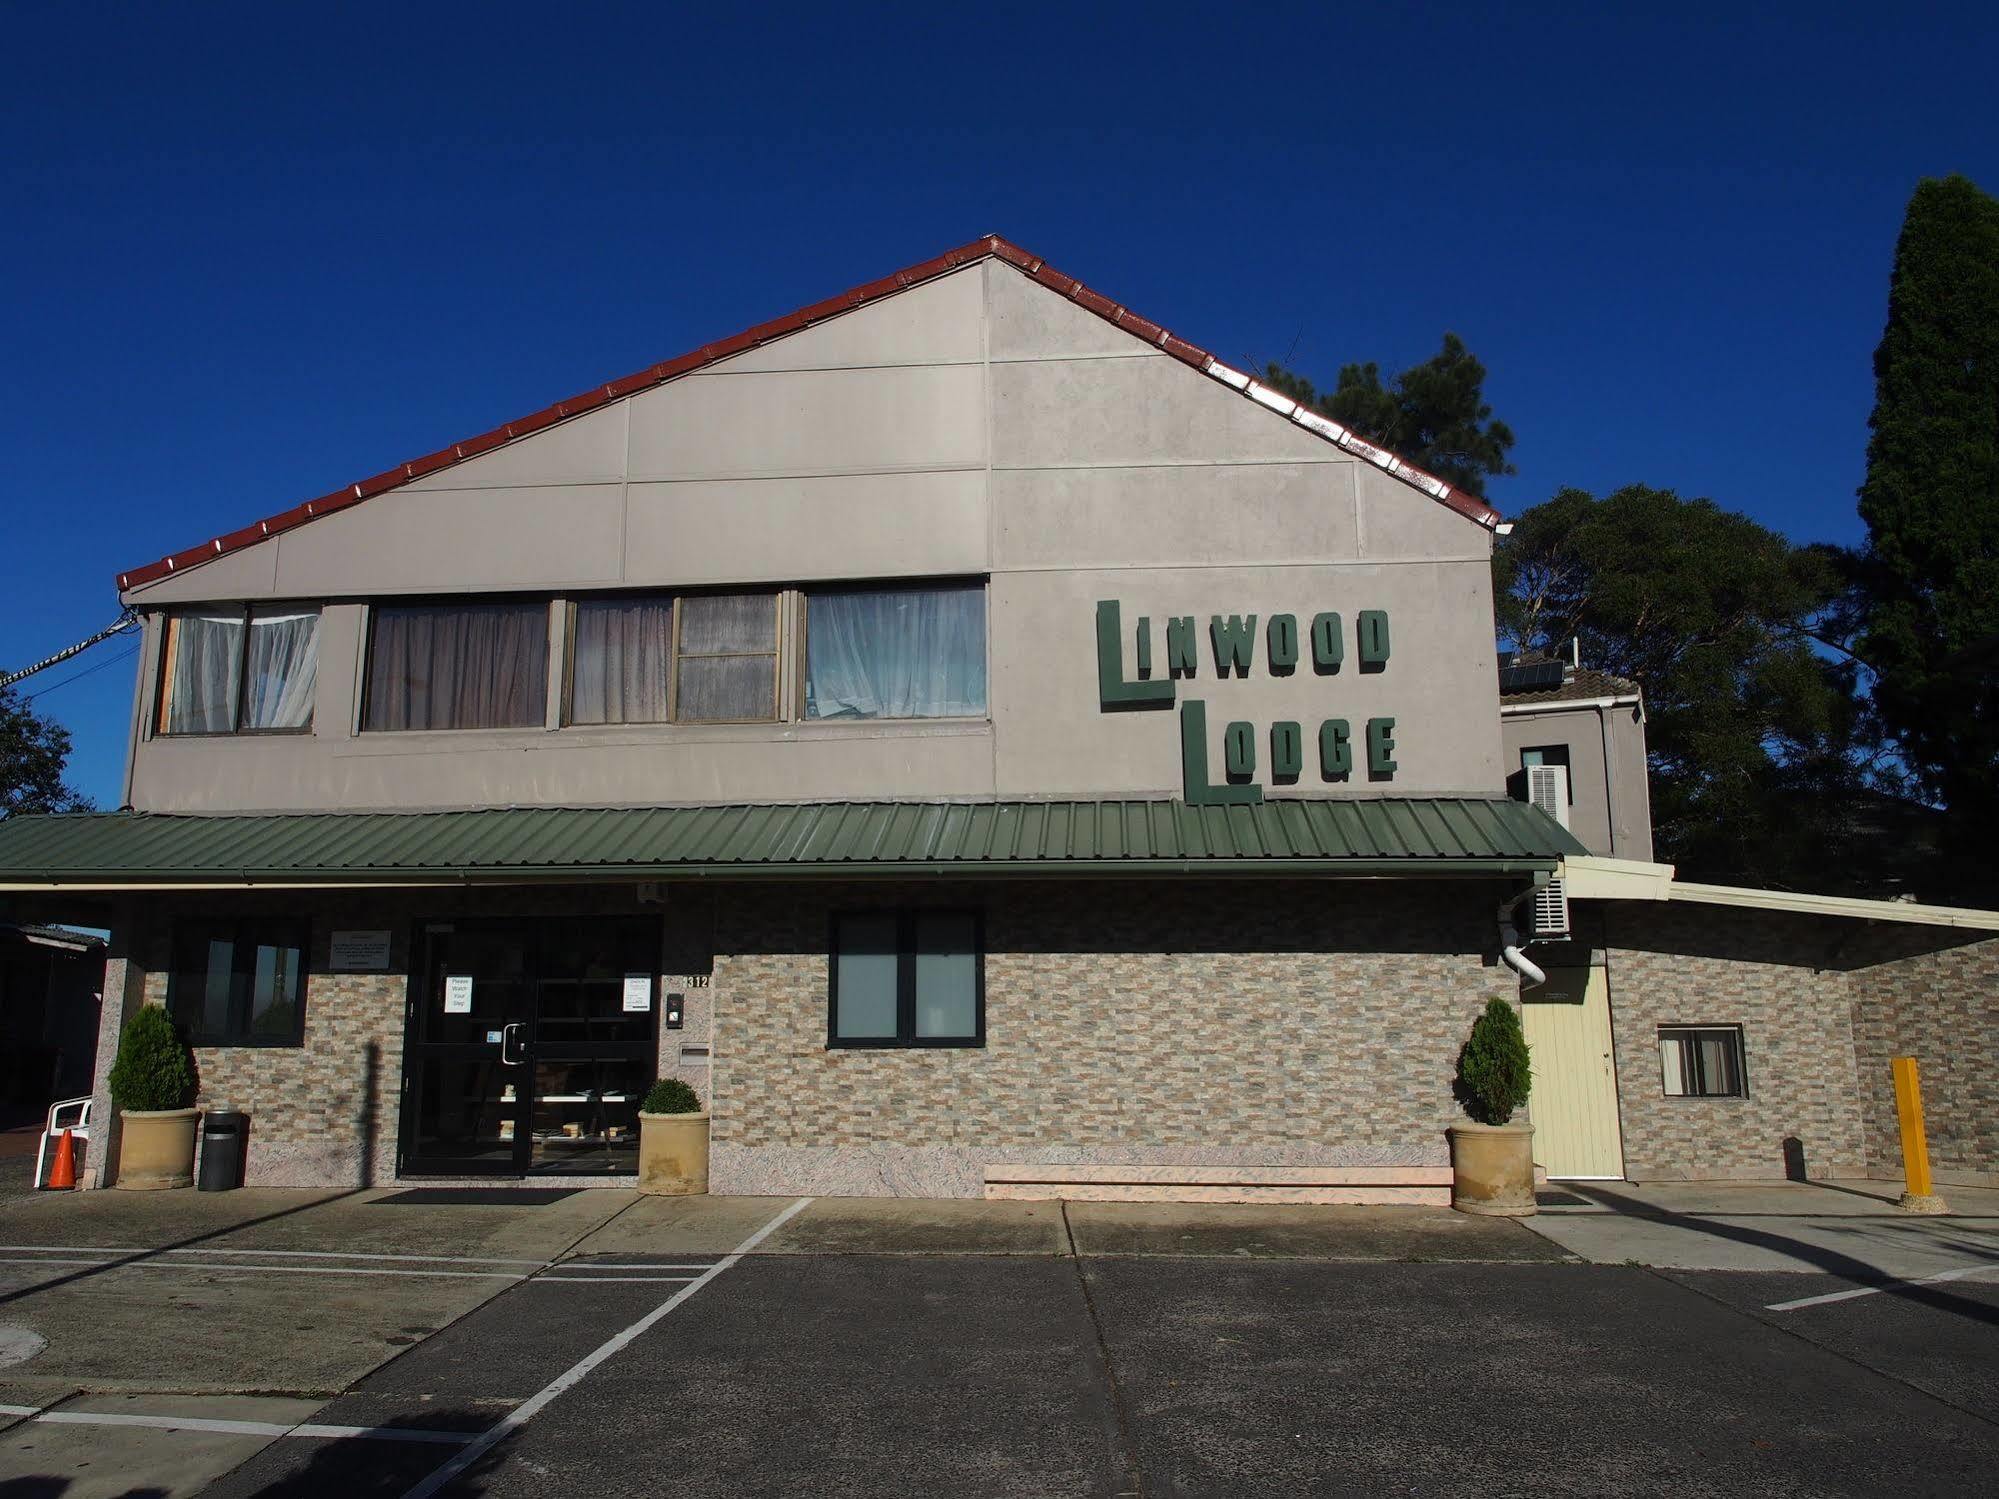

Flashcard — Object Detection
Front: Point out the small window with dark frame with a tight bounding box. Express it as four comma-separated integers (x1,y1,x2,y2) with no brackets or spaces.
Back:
157,606,320,735
673,592,780,722
829,910,983,1047
1658,1025,1746,1098
167,919,310,1046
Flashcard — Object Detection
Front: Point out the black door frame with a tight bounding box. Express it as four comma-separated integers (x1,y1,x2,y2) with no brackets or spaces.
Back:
397,914,661,1178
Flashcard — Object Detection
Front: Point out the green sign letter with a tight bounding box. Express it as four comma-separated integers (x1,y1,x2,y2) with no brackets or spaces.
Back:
1180,699,1262,806
1211,614,1257,678
1367,716,1398,777
1358,609,1391,671
1267,614,1298,673
1320,718,1352,781
1311,612,1344,673
1271,721,1302,782
1095,600,1174,711
1166,616,1199,677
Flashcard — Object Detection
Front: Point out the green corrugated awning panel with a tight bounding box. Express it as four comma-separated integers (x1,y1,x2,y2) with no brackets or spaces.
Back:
0,798,1585,886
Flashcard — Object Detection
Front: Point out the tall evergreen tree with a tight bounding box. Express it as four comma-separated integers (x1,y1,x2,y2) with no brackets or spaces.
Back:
1857,174,1999,888
1264,333,1516,496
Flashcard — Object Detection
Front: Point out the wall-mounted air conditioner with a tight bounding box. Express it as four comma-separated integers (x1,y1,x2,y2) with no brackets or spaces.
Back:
1526,763,1571,939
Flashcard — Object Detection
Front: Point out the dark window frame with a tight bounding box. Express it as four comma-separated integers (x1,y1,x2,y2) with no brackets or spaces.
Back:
1658,1024,1748,1099
166,917,312,1048
154,603,322,738
1520,743,1574,803
827,908,985,1049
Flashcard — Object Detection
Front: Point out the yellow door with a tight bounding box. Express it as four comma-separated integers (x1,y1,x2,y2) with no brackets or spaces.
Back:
1519,966,1625,1179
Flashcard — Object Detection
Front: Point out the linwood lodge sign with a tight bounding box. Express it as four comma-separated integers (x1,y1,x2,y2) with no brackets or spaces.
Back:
1095,600,1397,806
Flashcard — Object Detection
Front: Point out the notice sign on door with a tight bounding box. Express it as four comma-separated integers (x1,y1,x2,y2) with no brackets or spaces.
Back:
444,975,475,1014
329,930,392,971
622,974,653,1013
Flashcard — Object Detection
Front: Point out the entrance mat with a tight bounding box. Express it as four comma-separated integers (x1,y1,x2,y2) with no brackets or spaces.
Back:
372,1188,582,1206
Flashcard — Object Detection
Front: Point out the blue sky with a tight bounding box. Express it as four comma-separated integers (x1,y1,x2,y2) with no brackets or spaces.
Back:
4,2,1996,808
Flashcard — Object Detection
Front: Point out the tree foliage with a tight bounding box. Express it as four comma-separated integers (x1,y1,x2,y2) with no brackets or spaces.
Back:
1263,333,1516,496
1454,998,1532,1126
1856,174,1999,885
1494,485,1906,892
0,685,91,818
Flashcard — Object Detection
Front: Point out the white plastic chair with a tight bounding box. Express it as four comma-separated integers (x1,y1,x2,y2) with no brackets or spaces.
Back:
34,1096,92,1189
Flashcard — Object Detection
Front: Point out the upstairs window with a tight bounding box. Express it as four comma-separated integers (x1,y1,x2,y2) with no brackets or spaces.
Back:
364,599,549,731
1521,744,1573,803
804,582,987,720
157,606,320,735
167,918,310,1046
569,594,675,725
673,592,779,723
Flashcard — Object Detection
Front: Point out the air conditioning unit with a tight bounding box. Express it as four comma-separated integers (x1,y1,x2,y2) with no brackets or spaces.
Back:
1525,763,1571,939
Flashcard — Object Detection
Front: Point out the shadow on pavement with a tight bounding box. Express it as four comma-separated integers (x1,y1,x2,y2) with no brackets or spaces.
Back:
1571,1182,1999,1326
0,1190,361,1311
204,1410,513,1499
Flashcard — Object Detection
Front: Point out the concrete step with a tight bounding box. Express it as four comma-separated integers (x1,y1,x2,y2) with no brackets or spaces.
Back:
983,1164,1453,1206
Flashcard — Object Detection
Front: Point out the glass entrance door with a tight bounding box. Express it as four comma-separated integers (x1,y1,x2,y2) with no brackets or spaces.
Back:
401,917,660,1177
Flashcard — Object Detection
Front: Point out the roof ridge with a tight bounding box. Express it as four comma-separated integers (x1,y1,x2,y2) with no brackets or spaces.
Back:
117,237,1499,591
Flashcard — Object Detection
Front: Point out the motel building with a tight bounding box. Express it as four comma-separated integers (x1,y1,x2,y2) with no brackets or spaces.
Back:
2,236,1994,1201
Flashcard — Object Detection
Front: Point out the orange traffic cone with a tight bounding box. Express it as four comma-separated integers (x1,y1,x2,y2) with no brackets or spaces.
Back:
45,1128,77,1190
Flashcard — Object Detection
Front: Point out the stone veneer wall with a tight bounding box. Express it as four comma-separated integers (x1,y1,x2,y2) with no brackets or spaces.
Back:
1848,927,1999,1187
1597,905,1868,1181
708,878,1520,1198
108,887,712,1188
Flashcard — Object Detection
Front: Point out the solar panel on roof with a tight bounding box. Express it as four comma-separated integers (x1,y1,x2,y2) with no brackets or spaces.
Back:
1498,660,1566,693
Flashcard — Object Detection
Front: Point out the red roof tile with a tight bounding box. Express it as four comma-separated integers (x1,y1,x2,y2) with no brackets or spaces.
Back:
118,235,1501,592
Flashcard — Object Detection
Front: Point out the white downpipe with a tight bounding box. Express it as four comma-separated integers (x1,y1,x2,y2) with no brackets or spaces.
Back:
1497,885,1547,987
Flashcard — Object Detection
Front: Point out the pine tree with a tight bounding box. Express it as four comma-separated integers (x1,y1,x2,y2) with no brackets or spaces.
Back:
1857,175,1999,890
1264,333,1515,497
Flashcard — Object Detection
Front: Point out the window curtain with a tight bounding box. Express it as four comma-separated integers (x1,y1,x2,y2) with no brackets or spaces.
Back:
805,585,986,720
241,609,319,729
569,597,673,724
364,601,549,731
164,611,244,733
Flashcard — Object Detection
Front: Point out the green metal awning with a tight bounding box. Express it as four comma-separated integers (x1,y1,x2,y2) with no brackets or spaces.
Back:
0,798,1583,889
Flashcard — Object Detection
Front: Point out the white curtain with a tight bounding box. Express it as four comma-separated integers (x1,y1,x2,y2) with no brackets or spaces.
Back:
242,609,318,729
164,612,243,733
570,597,672,724
805,585,986,719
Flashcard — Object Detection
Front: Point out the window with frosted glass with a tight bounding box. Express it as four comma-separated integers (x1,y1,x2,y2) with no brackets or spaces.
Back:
674,592,778,722
804,583,986,720
568,595,674,725
167,919,310,1046
828,910,983,1047
363,599,549,731
157,606,319,734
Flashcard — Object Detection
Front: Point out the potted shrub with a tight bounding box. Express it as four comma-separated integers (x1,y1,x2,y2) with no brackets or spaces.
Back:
106,1005,200,1190
637,1077,708,1196
1447,997,1536,1216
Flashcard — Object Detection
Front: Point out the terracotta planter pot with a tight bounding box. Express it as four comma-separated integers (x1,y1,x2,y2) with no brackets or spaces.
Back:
116,1108,200,1191
1448,1120,1537,1217
638,1112,710,1196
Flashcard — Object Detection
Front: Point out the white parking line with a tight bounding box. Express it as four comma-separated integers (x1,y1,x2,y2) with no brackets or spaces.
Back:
551,1262,717,1271
532,1275,699,1283
1765,1261,1999,1311
0,1403,39,1418
0,1256,526,1281
25,1409,475,1444
0,1244,549,1267
402,1196,816,1499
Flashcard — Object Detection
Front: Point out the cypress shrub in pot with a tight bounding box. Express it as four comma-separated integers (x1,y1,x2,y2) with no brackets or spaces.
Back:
1447,997,1537,1216
107,1005,201,1190
637,1077,709,1196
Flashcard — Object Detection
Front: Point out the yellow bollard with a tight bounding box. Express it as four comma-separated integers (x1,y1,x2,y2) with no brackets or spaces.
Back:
1890,1057,1947,1215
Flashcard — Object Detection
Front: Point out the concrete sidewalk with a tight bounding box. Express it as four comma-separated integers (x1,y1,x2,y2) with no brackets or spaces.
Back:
1525,1178,1999,1280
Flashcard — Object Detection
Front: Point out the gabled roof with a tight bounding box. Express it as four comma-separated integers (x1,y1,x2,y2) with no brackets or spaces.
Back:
118,235,1503,593
0,798,1580,888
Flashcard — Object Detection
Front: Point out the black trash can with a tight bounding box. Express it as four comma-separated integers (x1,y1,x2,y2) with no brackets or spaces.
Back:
198,1110,247,1192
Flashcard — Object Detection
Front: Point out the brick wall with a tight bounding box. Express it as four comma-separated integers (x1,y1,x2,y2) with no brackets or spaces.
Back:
1848,927,1999,1186
708,879,1519,1196
1596,905,1867,1181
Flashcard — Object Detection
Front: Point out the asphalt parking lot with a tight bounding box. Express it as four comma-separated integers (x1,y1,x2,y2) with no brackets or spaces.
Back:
0,1184,1994,1497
